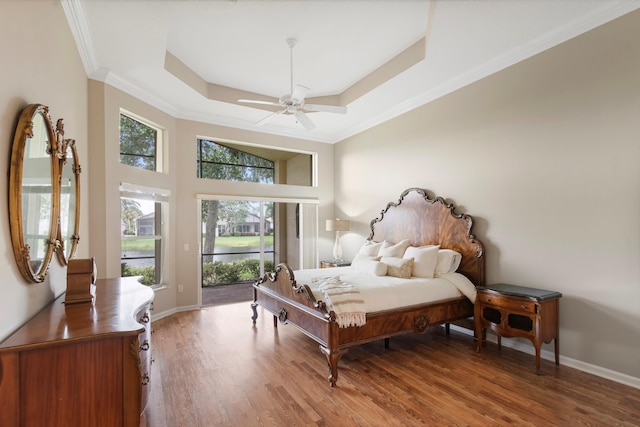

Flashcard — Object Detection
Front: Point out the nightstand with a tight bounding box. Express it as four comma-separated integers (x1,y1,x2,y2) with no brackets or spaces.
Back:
475,283,562,374
320,260,351,268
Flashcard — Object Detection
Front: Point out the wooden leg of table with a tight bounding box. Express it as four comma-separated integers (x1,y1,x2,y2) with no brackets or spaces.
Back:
535,344,542,375
497,335,501,349
555,337,560,365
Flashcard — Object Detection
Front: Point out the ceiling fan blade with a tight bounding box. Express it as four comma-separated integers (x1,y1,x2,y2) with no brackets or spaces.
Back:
255,109,286,127
291,84,310,102
303,103,347,114
239,99,281,107
294,110,316,131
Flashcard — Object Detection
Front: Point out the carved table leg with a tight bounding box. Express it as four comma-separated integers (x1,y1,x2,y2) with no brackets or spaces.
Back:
251,302,258,324
534,342,542,375
319,345,347,387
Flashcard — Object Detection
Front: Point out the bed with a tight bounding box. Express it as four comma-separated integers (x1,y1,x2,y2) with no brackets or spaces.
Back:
251,188,485,386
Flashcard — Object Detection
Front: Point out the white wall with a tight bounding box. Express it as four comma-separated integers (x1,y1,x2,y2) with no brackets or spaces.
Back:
0,1,89,340
334,10,640,380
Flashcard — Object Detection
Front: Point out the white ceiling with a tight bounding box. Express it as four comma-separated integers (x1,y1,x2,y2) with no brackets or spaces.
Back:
63,0,639,144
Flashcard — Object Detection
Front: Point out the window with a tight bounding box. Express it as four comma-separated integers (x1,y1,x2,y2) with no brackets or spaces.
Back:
197,139,274,183
120,112,162,171
201,199,275,288
120,184,169,287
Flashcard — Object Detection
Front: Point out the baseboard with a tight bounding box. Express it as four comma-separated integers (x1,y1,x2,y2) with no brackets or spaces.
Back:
449,324,640,390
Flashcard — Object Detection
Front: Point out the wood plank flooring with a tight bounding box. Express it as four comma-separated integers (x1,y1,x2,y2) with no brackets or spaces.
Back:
141,302,640,426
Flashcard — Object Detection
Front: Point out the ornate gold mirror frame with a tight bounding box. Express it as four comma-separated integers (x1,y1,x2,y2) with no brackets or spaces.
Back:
55,135,81,265
9,104,59,282
9,104,81,282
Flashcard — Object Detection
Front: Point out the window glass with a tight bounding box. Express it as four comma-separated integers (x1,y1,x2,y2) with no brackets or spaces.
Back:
120,195,165,287
120,113,159,171
201,200,275,288
197,139,274,183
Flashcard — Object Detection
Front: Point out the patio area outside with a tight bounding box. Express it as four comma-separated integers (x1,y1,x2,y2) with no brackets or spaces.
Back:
201,282,254,306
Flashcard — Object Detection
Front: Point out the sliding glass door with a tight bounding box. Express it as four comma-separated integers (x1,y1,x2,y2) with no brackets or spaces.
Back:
199,197,317,305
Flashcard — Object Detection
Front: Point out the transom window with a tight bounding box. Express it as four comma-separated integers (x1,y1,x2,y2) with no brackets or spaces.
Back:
197,139,274,183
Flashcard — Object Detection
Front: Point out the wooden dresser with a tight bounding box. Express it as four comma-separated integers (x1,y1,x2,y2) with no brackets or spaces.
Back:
0,277,154,427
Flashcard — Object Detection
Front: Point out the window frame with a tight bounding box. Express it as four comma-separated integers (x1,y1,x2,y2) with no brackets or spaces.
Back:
119,110,164,173
196,139,275,183
120,183,170,288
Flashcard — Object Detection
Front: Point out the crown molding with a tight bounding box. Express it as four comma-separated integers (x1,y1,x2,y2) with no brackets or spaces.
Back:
63,0,640,144
336,0,640,143
103,72,180,118
61,0,99,77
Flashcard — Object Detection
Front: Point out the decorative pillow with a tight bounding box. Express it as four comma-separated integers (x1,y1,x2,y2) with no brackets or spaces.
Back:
435,249,462,275
403,245,440,278
380,256,414,279
351,259,387,276
357,240,383,257
379,239,411,258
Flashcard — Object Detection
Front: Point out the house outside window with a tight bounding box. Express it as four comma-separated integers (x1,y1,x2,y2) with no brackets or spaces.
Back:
120,184,170,287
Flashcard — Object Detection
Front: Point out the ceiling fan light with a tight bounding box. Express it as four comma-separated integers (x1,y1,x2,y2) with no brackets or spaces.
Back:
239,37,346,130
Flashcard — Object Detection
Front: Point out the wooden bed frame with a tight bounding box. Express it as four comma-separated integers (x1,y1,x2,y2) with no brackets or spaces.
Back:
251,188,485,386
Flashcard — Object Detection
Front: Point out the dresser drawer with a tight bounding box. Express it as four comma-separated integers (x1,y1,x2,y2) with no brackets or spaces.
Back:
478,293,537,314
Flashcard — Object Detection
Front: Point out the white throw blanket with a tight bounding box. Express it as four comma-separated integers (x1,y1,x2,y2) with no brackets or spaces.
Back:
312,276,366,328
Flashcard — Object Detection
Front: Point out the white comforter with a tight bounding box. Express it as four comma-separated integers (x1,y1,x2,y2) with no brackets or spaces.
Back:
293,267,477,314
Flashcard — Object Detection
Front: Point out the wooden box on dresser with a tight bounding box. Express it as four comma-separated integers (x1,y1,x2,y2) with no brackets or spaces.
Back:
0,277,154,427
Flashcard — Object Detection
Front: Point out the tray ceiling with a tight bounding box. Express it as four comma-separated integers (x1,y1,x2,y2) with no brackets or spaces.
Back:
63,0,639,143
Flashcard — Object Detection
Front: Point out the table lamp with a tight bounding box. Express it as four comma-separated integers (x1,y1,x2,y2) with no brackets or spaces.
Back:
326,218,350,262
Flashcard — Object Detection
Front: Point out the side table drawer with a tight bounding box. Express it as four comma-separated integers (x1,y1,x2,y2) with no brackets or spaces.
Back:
478,293,537,314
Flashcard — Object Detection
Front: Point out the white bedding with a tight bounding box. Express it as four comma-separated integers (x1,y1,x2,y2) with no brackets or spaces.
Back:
293,267,477,314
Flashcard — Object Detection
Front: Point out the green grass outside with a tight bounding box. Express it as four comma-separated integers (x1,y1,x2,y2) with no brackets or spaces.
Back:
121,235,274,251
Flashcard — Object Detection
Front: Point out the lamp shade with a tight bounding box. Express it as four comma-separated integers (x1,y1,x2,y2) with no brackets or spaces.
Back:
326,219,350,232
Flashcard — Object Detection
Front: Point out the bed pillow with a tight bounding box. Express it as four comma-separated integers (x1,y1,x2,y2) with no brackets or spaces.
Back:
351,258,387,276
435,249,462,275
403,245,440,278
357,240,383,257
352,252,381,263
380,256,414,279
379,239,411,258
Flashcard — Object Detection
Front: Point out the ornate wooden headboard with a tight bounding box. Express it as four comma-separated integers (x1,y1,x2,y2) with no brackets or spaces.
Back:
368,188,485,287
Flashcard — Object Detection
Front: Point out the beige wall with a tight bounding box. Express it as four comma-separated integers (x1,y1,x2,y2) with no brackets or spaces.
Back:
88,82,179,314
0,1,89,339
87,84,335,313
334,11,640,379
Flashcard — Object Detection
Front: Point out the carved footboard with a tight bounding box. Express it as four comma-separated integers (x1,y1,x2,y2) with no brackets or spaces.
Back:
252,263,349,386
251,263,475,387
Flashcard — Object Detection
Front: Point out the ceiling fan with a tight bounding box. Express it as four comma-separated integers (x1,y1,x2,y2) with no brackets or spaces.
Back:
238,38,347,131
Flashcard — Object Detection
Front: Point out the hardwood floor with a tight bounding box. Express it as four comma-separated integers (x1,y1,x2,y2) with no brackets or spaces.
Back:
141,303,640,426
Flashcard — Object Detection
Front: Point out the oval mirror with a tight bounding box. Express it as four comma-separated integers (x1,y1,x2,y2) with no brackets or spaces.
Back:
9,104,59,282
56,140,81,264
